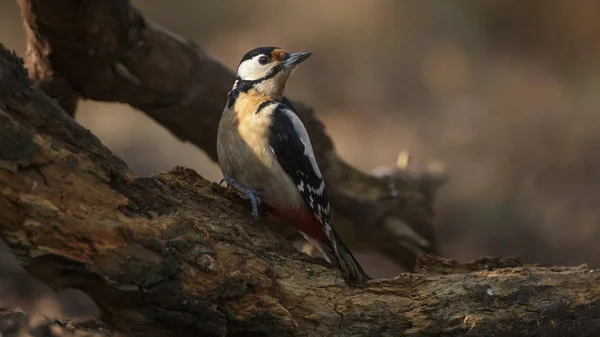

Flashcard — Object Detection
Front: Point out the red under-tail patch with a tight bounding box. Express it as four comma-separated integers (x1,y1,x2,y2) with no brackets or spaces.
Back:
273,207,327,242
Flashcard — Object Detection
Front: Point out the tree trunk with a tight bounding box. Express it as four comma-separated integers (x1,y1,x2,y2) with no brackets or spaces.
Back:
16,0,442,271
1,45,600,337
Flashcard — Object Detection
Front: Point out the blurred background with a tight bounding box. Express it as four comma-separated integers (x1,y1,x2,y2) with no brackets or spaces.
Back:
2,0,600,320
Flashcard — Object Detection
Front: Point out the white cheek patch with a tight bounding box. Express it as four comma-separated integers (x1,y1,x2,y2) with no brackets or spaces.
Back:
237,57,276,81
237,60,263,81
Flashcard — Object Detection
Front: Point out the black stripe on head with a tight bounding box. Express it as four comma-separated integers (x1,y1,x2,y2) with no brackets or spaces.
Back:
227,47,287,108
230,70,283,104
226,89,240,108
226,77,256,108
237,47,288,83
239,47,280,65
235,77,254,92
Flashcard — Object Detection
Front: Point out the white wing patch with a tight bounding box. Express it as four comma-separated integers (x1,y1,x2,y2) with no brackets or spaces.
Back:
282,109,323,179
296,179,324,196
306,180,325,196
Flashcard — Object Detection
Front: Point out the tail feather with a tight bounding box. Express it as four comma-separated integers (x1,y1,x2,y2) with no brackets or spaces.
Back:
299,229,370,282
323,230,371,283
289,208,370,282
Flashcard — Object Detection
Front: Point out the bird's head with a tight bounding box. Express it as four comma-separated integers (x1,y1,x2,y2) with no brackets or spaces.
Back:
235,47,312,98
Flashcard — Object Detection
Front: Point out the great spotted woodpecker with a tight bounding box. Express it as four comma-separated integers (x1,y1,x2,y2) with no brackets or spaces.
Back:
217,47,370,282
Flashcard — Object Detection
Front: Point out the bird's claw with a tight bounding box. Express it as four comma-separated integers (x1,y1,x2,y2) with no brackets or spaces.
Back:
220,176,262,223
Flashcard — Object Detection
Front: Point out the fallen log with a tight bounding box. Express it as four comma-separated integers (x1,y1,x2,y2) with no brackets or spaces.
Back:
1,44,600,337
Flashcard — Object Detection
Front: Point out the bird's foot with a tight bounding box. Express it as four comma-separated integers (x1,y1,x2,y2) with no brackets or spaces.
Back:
220,177,262,222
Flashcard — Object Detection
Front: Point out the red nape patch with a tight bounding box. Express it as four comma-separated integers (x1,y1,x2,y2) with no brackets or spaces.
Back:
271,49,287,62
274,207,327,241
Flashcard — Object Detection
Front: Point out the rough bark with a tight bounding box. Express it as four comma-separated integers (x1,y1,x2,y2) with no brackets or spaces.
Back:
1,45,600,337
0,308,112,337
17,0,440,271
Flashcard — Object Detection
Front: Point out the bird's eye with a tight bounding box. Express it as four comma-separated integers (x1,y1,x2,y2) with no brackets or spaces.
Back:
258,56,269,65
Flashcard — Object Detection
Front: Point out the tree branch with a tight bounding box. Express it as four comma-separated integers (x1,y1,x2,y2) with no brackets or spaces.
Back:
1,45,600,337
17,0,440,270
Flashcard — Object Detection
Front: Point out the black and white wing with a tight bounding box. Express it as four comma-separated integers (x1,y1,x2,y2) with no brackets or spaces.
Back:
268,101,370,282
268,103,331,226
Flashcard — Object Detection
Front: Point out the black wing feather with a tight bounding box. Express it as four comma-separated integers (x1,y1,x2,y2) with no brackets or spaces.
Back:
268,103,330,226
268,102,371,282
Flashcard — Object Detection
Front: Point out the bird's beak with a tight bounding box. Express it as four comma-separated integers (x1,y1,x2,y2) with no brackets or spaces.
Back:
280,51,312,69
